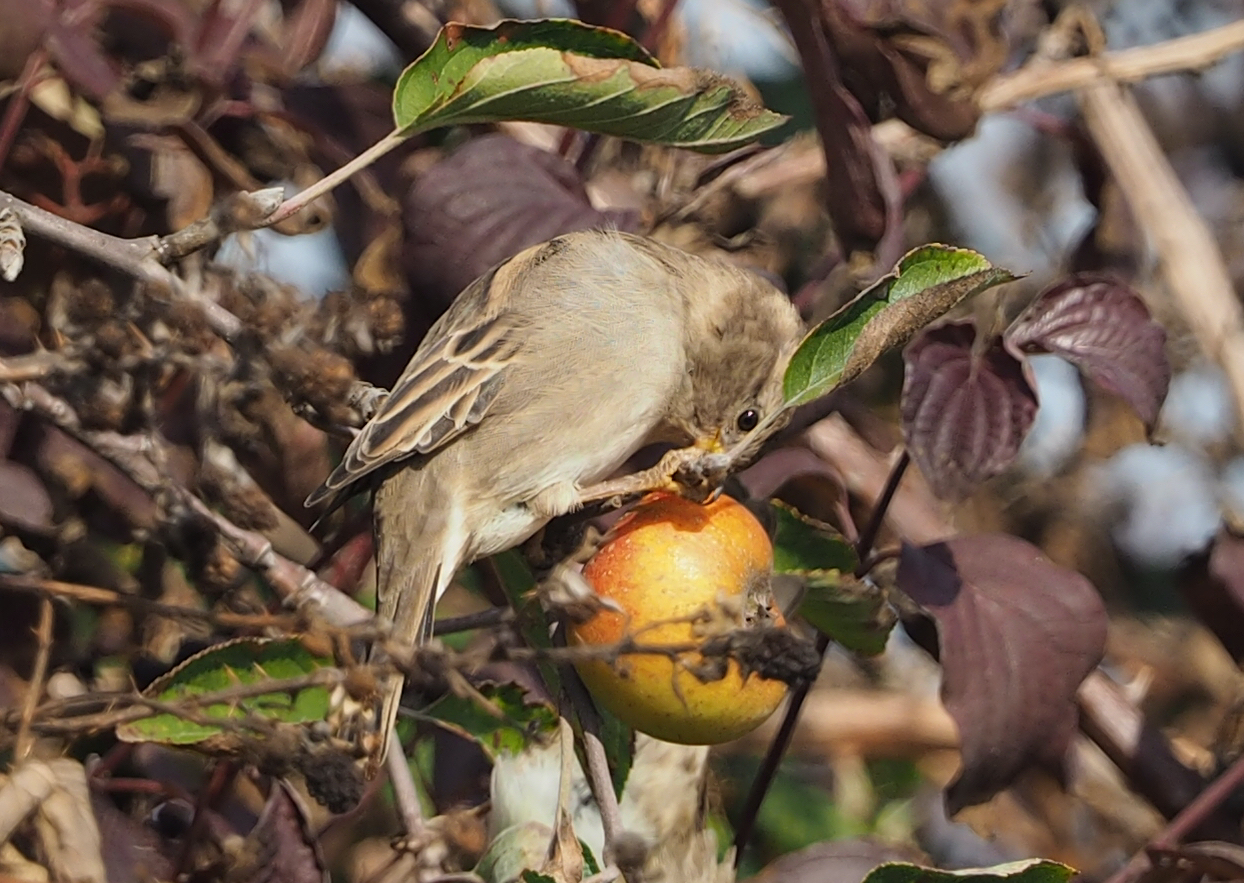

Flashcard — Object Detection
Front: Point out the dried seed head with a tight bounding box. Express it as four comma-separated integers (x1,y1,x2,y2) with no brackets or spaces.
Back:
69,278,116,324
268,345,356,424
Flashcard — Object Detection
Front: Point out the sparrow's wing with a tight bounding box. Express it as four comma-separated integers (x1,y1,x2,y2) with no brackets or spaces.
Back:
305,277,526,509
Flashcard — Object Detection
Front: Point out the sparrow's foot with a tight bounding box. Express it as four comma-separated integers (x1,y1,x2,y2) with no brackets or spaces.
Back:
575,446,730,508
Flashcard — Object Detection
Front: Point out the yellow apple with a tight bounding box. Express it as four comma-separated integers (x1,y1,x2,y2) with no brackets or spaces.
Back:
568,492,788,744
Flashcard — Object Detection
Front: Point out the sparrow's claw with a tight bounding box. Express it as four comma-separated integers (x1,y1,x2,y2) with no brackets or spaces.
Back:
575,447,734,509
670,451,732,503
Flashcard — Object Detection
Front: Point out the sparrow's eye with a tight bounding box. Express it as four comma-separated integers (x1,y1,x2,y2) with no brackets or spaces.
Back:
736,408,760,432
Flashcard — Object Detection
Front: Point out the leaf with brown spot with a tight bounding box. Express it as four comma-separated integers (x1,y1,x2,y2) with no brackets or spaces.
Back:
901,321,1038,500
391,19,786,151
1006,275,1170,427
897,534,1107,814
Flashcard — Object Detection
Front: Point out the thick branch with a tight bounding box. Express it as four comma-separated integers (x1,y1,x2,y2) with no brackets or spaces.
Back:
981,17,1244,112
1078,78,1244,434
0,190,243,341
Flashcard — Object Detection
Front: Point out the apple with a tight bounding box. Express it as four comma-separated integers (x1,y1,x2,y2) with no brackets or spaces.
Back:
568,492,788,744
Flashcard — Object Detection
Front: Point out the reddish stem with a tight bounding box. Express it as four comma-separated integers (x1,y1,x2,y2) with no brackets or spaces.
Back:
1104,753,1244,883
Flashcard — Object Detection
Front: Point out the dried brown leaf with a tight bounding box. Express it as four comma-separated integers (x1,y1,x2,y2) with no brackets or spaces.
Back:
0,208,26,282
0,759,107,883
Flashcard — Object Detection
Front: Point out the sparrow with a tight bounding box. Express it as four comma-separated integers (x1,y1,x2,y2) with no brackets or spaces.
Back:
306,230,803,761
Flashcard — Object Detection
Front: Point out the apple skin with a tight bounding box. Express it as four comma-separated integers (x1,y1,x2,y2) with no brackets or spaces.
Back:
568,492,788,745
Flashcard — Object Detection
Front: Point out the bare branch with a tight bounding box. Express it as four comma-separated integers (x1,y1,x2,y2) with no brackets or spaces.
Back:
1077,77,1244,436
0,190,243,341
981,17,1244,112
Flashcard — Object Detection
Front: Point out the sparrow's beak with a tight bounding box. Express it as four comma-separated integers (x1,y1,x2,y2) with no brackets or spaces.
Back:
694,431,726,454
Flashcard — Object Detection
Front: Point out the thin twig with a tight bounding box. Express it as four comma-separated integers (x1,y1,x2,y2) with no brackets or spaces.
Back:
732,631,828,866
715,18,1244,201
176,761,236,877
432,606,513,636
853,449,910,573
386,729,427,838
1,379,373,631
0,351,85,383
265,132,406,226
0,573,299,630
0,190,243,341
735,440,910,861
561,662,626,867
1103,752,1244,883
13,597,54,761
178,490,373,627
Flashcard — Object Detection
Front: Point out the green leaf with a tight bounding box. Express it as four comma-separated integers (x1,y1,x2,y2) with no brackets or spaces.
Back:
799,572,896,656
392,19,786,151
425,682,558,761
771,502,857,574
784,245,1018,407
581,842,600,876
492,551,557,675
476,823,554,883
520,872,556,883
116,638,334,745
863,859,1076,883
770,504,894,655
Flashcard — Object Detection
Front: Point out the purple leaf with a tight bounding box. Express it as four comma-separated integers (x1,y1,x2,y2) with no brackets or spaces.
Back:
92,793,177,883
901,321,1038,501
1005,275,1170,427
770,0,901,258
737,447,843,501
897,534,1107,814
0,461,53,533
239,780,329,883
403,134,640,312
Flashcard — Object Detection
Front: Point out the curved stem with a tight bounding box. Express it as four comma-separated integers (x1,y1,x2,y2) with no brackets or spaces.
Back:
265,130,408,226
854,449,910,574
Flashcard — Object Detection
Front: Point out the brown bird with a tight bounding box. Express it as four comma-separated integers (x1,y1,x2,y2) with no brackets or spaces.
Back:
306,230,803,760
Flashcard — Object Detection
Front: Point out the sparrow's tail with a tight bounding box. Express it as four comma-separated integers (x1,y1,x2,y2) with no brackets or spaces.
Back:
370,468,463,771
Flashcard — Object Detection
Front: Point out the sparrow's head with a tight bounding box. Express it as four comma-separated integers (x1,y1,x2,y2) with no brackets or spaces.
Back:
664,256,804,459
